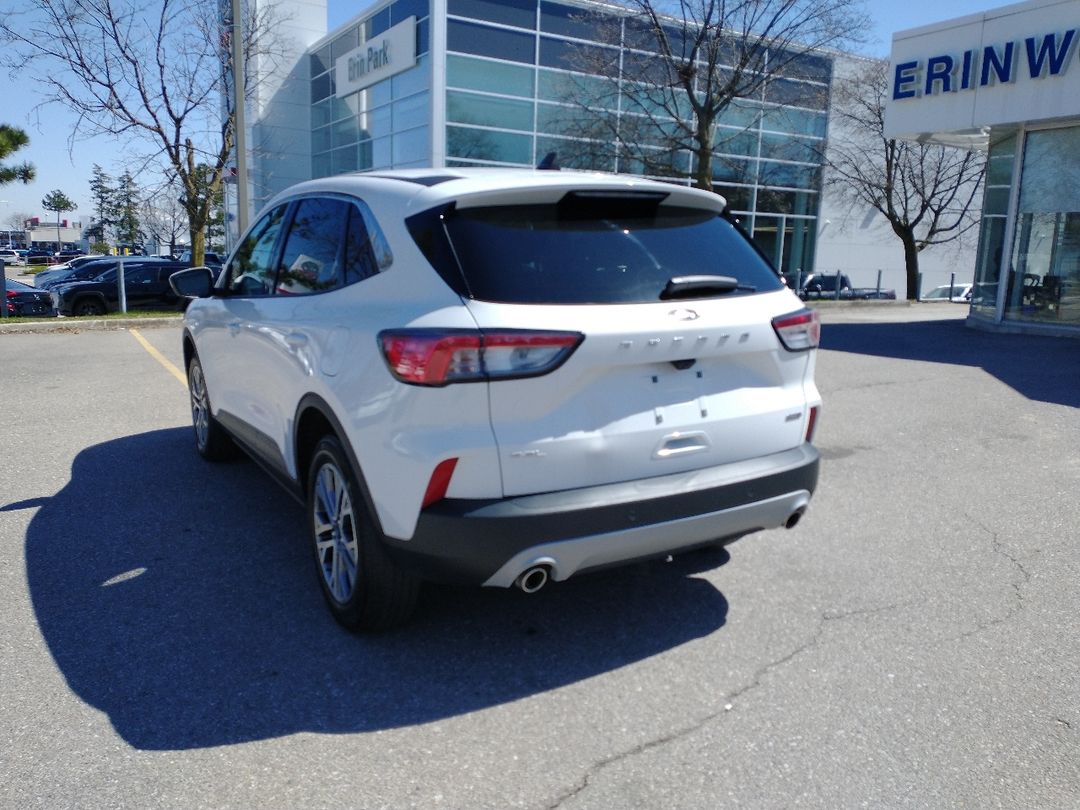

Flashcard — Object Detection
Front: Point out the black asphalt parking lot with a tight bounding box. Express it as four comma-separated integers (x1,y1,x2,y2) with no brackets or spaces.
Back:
2,307,1078,809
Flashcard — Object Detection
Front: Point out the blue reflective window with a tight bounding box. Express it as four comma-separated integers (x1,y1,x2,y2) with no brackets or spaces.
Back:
448,0,536,30
362,105,392,140
535,135,615,171
393,92,429,130
312,126,332,152
392,0,428,24
392,56,431,99
758,160,820,188
713,128,759,158
447,90,534,131
448,20,535,63
372,136,392,168
393,126,430,164
764,77,827,111
760,107,827,138
332,117,358,148
312,153,332,178
331,28,360,62
332,145,359,173
311,45,331,76
312,98,333,128
367,7,391,38
447,54,535,97
539,1,615,40
539,37,616,74
537,69,612,105
447,125,533,163
312,73,332,103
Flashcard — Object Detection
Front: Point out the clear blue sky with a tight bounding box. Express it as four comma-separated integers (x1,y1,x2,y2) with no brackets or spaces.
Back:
1,0,997,229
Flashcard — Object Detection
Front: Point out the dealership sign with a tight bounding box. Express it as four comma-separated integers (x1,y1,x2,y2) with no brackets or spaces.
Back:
893,28,1077,99
335,17,416,97
884,2,1080,143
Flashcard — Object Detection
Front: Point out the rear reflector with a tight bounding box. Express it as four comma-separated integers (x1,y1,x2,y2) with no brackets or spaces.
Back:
772,309,820,351
422,458,459,508
806,405,819,443
379,329,583,386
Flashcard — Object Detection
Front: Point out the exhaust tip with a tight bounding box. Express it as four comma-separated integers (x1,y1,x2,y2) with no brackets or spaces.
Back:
515,565,550,594
785,508,806,529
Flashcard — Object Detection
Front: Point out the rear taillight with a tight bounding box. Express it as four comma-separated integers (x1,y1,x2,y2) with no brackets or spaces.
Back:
772,309,820,351
379,329,583,386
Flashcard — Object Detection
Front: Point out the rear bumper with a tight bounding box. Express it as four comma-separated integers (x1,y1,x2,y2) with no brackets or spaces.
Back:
383,444,819,586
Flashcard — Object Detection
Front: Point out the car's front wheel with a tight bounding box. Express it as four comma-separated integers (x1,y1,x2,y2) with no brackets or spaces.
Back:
307,436,418,631
73,297,106,316
187,354,237,461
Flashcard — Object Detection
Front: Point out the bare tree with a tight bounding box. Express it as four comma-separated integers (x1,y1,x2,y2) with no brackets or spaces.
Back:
553,0,868,191
0,0,288,265
825,59,985,299
5,211,32,232
142,179,189,258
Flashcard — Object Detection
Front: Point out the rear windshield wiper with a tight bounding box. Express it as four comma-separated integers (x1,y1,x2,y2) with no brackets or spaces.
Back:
660,275,756,299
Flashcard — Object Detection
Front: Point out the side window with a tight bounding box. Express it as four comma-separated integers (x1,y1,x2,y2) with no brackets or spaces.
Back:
125,266,154,283
344,201,393,285
276,197,348,295
226,205,288,295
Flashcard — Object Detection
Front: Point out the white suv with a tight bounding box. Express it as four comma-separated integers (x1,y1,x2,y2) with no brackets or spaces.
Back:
172,169,821,630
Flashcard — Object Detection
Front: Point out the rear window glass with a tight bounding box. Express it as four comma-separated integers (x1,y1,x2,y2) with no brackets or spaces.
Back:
423,199,783,304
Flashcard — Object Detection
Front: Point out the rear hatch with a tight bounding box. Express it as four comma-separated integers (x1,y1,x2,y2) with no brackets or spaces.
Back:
413,186,817,497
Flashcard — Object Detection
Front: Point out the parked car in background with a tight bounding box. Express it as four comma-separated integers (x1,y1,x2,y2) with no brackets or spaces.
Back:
921,283,973,302
0,249,24,267
37,256,177,290
787,272,897,301
51,260,187,316
171,168,822,630
4,278,56,317
177,250,224,269
24,248,53,263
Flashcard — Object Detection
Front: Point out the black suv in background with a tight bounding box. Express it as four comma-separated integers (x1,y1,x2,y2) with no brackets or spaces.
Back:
50,261,188,316
34,257,165,291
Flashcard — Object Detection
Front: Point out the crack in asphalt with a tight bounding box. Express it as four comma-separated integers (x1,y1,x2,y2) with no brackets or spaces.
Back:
941,515,1036,644
544,610,871,809
546,592,961,808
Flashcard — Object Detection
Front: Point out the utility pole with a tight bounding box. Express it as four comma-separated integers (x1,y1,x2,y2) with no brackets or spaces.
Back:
231,0,249,236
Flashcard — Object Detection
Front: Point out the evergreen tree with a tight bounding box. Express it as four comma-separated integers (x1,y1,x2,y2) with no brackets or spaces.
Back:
87,164,115,246
0,124,35,186
114,171,142,252
41,189,77,253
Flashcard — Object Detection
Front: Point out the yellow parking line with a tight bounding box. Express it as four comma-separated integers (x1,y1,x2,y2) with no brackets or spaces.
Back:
129,328,187,389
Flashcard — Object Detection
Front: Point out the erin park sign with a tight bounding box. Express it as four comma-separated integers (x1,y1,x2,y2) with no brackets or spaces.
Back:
334,17,416,97
884,0,1080,143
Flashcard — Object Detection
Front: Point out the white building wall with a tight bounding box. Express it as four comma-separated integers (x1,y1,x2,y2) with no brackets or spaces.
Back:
250,0,328,211
817,53,980,294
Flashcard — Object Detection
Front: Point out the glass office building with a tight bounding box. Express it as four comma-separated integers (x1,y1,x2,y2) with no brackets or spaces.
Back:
275,0,832,275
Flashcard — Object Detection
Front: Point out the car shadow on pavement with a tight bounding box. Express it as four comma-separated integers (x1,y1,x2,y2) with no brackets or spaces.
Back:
23,427,730,751
822,318,1080,409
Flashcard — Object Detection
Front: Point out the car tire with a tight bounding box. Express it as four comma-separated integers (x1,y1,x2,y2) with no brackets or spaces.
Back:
73,298,106,316
187,355,237,461
307,436,419,631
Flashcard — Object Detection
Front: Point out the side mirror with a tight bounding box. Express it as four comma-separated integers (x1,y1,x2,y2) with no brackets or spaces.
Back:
170,266,215,298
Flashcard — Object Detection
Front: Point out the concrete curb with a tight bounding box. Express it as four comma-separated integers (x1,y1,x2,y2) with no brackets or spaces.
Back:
0,316,183,335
